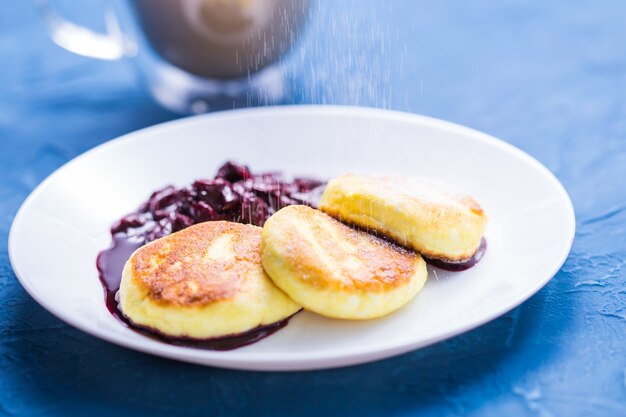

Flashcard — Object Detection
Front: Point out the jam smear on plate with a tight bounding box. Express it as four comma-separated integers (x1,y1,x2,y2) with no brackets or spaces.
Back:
424,238,487,272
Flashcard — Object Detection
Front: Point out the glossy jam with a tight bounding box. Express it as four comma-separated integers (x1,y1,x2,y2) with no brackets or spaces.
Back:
97,162,323,350
424,238,487,271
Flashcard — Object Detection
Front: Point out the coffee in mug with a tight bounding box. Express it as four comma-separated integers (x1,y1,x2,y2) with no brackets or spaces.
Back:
130,0,311,79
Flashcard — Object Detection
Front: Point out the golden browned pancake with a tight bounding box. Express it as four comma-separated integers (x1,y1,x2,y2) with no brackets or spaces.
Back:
119,221,301,339
261,205,427,319
319,174,487,262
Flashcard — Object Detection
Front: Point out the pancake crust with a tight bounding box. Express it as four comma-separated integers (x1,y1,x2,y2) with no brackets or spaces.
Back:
261,205,427,320
119,221,301,339
319,174,487,262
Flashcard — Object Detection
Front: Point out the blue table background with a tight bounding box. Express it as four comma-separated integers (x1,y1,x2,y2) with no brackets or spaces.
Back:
1,1,625,416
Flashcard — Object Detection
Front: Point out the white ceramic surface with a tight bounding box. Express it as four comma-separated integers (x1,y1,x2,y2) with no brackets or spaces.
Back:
9,106,575,371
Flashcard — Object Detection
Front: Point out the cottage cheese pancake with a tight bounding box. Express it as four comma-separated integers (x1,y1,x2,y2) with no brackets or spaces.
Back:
261,205,427,320
119,221,300,339
319,175,487,263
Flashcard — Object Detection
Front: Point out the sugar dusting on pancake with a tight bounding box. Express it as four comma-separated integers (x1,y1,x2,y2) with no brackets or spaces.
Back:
320,174,487,262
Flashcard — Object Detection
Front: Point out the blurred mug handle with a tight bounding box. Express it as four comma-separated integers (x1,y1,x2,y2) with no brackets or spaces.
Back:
35,0,130,60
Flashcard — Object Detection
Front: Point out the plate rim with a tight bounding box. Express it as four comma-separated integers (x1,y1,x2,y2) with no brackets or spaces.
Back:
8,105,576,371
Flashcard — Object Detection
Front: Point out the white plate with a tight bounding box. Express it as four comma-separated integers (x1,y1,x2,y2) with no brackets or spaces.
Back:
9,106,575,371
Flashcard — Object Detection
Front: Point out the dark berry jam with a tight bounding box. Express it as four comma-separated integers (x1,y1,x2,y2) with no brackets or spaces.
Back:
96,161,324,350
424,238,487,271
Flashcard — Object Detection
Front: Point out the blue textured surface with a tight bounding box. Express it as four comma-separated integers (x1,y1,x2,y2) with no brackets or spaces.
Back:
1,1,625,416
